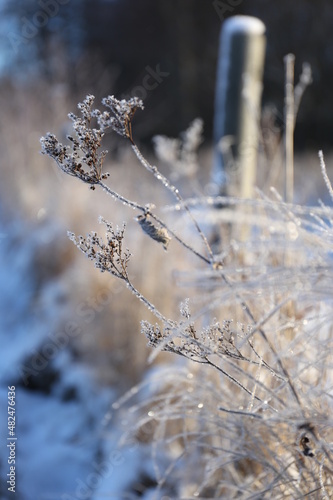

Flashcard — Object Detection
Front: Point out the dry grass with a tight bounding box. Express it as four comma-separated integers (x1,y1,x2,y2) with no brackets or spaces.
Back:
2,81,333,497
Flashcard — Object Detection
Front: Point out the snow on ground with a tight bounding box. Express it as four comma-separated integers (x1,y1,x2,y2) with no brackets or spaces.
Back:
0,218,154,500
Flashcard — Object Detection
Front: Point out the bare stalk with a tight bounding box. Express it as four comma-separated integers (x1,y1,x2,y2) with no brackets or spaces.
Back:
284,54,295,204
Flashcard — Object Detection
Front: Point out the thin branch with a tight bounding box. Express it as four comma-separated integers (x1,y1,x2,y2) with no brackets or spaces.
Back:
131,142,214,263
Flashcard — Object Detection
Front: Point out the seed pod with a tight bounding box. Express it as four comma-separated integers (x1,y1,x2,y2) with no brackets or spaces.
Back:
136,214,171,250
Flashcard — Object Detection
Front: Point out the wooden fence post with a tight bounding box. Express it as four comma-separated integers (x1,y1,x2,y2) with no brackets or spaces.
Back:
212,16,266,199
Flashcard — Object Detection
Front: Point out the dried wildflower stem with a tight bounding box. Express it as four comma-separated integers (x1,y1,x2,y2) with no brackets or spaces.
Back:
247,339,285,383
218,406,263,418
136,140,301,407
97,180,144,211
97,94,213,261
144,320,280,404
131,143,214,263
217,271,304,412
211,350,286,408
176,351,262,401
41,94,304,414
97,180,210,264
205,356,285,408
284,54,295,204
146,213,210,264
68,222,171,325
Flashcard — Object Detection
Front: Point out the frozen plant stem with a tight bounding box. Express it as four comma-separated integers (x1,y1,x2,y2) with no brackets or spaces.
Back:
132,119,301,407
97,179,210,265
284,54,295,204
130,143,214,262
126,280,171,324
217,270,304,412
41,94,305,411
68,221,172,325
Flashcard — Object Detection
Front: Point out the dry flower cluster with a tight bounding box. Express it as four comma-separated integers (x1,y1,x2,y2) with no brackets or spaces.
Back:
41,95,333,498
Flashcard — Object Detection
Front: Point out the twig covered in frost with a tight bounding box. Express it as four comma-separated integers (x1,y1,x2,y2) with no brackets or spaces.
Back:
41,92,333,498
319,150,333,203
40,95,210,264
68,217,171,324
131,141,213,261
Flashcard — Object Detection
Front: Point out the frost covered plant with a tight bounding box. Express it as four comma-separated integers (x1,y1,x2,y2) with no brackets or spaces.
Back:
41,95,109,188
40,95,143,188
121,187,333,498
41,95,333,498
40,95,209,262
68,218,131,280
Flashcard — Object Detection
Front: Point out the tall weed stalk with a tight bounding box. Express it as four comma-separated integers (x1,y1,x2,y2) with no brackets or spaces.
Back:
41,94,333,498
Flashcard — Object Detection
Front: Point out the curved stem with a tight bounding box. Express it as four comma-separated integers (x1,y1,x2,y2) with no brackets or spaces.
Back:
97,180,210,264
131,142,214,263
